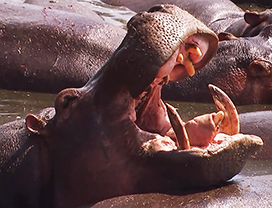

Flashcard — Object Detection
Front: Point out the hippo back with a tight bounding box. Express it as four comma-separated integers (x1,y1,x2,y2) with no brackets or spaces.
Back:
0,112,53,207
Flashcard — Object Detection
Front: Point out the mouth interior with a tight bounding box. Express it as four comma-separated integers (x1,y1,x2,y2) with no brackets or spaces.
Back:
132,35,235,152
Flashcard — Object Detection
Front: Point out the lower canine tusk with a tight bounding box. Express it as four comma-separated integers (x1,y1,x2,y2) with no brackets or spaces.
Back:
165,102,190,150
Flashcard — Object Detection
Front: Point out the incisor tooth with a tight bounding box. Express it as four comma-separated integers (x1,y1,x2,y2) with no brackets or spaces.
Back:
213,111,224,127
177,53,184,63
183,58,195,76
165,103,190,150
186,43,202,56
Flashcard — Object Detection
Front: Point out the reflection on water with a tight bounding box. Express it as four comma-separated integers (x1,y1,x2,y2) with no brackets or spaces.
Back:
167,101,272,121
1,88,272,125
79,0,135,27
241,159,272,176
0,89,55,125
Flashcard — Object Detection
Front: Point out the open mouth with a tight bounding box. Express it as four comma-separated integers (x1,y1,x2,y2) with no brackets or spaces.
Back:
133,36,240,152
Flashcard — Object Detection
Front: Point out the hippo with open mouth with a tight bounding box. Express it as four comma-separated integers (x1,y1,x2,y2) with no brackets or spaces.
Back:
0,4,263,208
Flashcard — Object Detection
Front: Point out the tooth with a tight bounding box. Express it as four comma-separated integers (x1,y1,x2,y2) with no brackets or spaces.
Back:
208,84,239,135
177,53,184,63
183,58,195,76
213,111,224,127
165,102,190,150
186,43,202,56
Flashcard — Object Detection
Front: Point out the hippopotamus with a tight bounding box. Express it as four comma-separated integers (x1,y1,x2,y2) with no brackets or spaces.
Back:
24,0,104,18
232,0,272,7
0,1,125,93
101,0,272,37
1,0,272,106
162,25,272,105
239,111,272,160
90,174,272,207
0,4,262,207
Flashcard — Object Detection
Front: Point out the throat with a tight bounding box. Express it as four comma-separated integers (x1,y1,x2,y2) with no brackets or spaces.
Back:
135,85,171,136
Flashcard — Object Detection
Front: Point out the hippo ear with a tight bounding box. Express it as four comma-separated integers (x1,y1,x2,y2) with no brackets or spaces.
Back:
54,88,80,120
218,32,238,41
244,11,263,27
248,59,272,77
25,114,46,134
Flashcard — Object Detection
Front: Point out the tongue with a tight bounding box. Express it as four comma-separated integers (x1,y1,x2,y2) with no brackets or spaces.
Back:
165,85,239,150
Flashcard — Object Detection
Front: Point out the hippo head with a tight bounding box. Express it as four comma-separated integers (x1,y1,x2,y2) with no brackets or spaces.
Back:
25,4,262,207
243,8,272,36
217,25,272,105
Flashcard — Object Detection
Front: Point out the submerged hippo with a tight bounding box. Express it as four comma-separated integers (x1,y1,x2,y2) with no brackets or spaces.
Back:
0,1,125,93
0,4,262,207
162,26,272,105
239,111,272,160
102,0,272,37
24,0,105,18
91,173,272,207
232,0,272,7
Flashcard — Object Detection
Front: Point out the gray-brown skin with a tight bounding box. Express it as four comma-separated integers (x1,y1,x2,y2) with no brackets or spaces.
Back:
88,174,272,207
0,4,262,207
24,0,104,18
232,0,272,8
0,108,55,208
102,0,272,37
1,0,272,98
162,26,272,105
0,2,125,93
239,111,272,160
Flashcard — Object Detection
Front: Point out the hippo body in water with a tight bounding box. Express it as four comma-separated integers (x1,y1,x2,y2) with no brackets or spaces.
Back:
239,111,272,160
102,0,272,37
0,5,262,207
162,27,272,105
1,0,272,107
90,174,272,207
0,1,125,93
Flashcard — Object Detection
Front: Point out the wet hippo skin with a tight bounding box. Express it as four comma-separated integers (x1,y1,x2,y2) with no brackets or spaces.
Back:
89,175,272,207
240,111,272,160
0,4,262,207
162,27,272,105
232,0,272,7
24,0,104,18
0,2,125,93
102,0,272,37
1,0,272,107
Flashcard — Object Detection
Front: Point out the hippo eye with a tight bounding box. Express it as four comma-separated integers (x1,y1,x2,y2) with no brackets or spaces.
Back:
62,95,78,109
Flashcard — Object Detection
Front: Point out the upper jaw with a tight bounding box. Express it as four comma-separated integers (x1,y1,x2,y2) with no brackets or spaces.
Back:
131,38,240,152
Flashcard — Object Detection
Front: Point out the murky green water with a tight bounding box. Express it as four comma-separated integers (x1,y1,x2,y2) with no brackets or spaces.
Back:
1,88,272,125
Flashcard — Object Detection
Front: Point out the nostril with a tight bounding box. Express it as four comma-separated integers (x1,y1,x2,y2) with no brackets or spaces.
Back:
148,4,164,13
